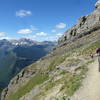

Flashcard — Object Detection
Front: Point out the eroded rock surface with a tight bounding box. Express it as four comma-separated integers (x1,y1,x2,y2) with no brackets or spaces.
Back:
58,1,100,45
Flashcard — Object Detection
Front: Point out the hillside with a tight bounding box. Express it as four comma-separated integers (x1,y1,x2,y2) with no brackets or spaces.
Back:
1,1,100,100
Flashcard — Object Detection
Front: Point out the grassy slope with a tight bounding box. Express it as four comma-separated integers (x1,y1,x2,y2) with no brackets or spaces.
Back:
5,30,100,100
0,88,2,94
7,74,48,100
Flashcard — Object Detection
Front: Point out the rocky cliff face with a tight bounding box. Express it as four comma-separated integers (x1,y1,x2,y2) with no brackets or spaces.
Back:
58,1,100,45
1,1,100,100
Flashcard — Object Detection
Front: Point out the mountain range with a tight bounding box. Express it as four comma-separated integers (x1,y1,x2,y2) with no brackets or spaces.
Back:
0,38,56,89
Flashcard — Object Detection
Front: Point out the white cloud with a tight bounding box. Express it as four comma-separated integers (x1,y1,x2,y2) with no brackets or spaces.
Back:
17,29,32,34
30,25,39,31
21,32,62,42
16,10,32,17
0,36,12,40
46,33,63,41
0,32,5,37
56,33,63,36
43,35,59,41
51,29,57,33
56,23,66,29
36,32,47,36
17,25,39,35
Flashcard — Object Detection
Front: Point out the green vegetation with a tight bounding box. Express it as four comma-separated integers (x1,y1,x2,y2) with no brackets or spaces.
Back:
65,74,82,95
45,80,54,91
32,63,88,100
48,55,67,71
65,58,81,67
60,71,66,75
7,73,49,100
0,88,2,92
60,64,88,96
0,88,3,96
81,40,100,55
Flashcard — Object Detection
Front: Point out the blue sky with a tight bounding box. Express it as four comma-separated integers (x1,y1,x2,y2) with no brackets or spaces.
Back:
0,0,98,41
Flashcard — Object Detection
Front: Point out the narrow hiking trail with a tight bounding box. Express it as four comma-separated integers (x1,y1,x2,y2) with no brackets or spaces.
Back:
71,58,100,100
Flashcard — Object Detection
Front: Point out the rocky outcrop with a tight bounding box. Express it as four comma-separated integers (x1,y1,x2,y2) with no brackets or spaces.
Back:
58,0,100,45
1,67,36,100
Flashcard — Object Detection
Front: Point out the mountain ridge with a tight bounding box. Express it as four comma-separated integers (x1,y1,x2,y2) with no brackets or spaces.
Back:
58,1,100,46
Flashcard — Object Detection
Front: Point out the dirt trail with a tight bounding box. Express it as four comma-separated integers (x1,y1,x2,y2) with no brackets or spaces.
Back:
71,58,100,100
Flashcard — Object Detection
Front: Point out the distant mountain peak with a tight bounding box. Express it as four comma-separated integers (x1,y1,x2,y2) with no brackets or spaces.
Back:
3,38,56,46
